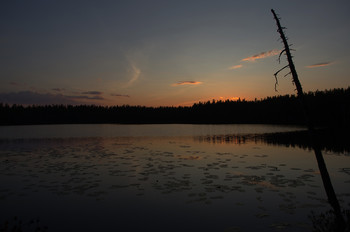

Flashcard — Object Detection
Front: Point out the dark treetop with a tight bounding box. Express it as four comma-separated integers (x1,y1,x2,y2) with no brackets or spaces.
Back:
1,87,349,127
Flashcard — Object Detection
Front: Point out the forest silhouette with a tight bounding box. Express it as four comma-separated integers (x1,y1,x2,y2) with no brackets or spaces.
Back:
0,87,349,127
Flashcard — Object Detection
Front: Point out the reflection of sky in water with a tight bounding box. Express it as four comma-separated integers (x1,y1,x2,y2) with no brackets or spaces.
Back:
0,124,305,139
0,131,349,231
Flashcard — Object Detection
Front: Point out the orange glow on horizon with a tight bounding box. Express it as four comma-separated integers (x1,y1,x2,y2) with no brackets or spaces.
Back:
173,96,253,107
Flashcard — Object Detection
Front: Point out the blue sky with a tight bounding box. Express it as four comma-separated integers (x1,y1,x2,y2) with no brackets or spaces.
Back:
1,0,350,106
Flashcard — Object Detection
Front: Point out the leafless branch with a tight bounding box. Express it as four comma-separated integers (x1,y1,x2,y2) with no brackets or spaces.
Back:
284,72,292,77
273,65,289,91
274,75,279,92
278,49,286,63
273,64,289,78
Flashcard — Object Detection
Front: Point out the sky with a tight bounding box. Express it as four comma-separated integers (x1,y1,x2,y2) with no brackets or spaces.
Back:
1,0,350,106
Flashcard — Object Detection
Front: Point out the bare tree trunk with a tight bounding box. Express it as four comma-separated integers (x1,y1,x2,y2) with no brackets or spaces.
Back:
271,9,345,227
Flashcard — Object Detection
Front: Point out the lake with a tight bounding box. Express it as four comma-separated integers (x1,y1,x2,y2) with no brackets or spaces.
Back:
0,124,349,231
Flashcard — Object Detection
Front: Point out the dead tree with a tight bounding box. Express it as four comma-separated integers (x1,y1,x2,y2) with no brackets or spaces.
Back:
271,9,345,229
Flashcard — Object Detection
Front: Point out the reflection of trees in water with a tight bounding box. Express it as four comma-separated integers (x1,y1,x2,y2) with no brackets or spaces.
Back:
195,134,252,145
309,210,350,232
0,217,48,232
194,129,350,154
196,129,350,230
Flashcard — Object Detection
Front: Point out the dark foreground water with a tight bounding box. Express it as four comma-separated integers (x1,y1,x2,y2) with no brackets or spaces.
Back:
0,124,349,231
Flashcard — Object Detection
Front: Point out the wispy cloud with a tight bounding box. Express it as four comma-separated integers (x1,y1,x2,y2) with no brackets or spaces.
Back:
0,91,80,105
172,81,202,86
242,49,280,62
125,63,141,88
61,90,106,100
111,93,130,98
306,62,333,68
228,64,243,70
9,81,24,86
68,95,105,100
0,90,109,105
82,91,103,95
52,88,64,92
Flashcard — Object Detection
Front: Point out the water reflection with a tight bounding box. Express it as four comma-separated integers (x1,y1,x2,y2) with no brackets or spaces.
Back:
309,209,350,232
0,124,304,139
195,129,350,154
197,130,350,230
0,128,349,231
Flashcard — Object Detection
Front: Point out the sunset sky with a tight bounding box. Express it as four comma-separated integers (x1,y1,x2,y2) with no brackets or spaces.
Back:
1,0,350,106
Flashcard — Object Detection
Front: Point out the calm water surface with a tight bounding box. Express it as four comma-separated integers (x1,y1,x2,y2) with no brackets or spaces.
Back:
0,124,349,231
0,124,304,139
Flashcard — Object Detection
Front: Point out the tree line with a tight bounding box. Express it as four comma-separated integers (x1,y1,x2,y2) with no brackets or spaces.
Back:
0,87,349,127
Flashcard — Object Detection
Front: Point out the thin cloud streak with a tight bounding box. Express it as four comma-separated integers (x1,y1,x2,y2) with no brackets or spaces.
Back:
82,91,103,95
241,49,280,61
111,93,130,98
125,63,141,88
306,62,333,68
0,91,108,105
172,81,202,86
9,82,24,86
228,64,243,70
0,91,80,105
68,95,105,100
52,88,64,92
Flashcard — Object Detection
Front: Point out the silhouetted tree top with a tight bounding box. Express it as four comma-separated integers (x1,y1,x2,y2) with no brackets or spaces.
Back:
0,87,349,126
